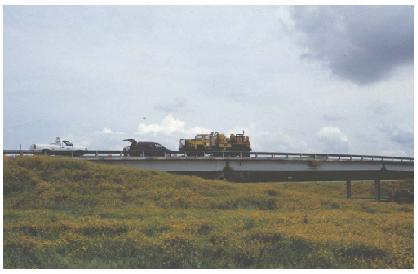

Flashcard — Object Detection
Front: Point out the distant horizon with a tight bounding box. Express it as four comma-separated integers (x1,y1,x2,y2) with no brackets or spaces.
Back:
3,6,414,157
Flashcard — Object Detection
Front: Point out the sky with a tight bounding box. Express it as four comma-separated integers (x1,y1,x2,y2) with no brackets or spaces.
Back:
3,5,414,156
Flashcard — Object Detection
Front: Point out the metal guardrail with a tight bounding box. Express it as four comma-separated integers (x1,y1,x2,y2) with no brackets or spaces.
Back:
3,150,414,163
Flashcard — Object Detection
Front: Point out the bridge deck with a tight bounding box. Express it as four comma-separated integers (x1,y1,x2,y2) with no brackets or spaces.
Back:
3,150,414,162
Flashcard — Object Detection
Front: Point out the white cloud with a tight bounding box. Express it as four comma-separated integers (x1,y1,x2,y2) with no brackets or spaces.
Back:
101,127,124,135
253,130,311,153
317,127,349,143
102,127,112,134
136,114,211,136
316,127,349,153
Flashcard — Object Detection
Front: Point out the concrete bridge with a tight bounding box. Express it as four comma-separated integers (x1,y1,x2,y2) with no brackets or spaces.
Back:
4,150,413,201
89,155,413,182
5,150,413,182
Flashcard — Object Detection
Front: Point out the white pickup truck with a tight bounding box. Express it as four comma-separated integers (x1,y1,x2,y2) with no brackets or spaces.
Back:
29,137,88,156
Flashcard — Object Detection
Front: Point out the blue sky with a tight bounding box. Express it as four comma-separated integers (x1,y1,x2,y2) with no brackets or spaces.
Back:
3,6,414,156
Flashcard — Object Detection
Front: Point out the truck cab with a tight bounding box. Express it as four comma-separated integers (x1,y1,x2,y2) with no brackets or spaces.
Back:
29,137,88,156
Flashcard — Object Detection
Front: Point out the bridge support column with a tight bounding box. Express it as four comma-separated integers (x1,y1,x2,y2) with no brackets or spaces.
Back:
346,180,352,199
374,179,381,201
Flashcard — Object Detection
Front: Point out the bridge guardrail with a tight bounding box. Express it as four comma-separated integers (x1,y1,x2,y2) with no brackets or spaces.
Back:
3,150,414,163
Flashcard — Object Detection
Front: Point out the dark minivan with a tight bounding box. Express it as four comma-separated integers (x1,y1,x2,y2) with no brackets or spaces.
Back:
122,139,171,157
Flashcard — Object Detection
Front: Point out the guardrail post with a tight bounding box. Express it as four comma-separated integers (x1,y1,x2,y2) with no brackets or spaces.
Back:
374,179,381,201
346,180,352,199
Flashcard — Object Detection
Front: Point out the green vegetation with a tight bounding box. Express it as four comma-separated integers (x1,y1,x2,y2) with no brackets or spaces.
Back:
3,156,413,268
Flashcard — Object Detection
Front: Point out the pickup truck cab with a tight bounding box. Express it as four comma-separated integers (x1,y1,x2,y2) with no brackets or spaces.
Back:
29,137,88,156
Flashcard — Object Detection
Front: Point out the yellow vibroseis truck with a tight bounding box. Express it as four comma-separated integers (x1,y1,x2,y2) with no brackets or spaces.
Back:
179,132,251,157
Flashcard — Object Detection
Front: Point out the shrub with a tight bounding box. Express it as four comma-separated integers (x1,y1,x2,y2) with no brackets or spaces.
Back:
4,163,40,195
3,157,413,268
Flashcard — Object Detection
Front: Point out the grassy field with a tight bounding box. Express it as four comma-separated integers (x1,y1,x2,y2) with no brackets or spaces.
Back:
3,156,414,268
